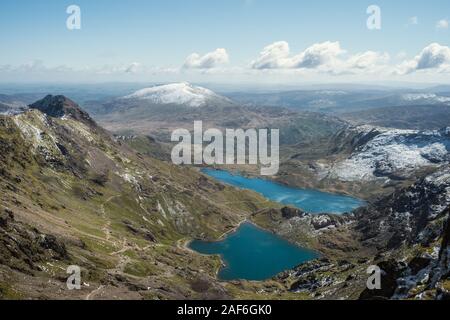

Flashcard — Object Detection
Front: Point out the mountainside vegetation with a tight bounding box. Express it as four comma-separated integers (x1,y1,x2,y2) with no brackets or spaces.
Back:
0,94,448,300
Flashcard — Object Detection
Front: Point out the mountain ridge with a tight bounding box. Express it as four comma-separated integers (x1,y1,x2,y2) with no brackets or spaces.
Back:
29,95,97,127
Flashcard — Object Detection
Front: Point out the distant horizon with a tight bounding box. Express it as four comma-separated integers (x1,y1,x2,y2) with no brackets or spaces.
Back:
1,80,450,94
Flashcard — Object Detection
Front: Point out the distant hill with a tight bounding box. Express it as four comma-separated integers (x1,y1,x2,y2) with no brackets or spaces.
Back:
342,104,450,130
0,93,34,115
226,90,450,114
86,82,234,116
120,82,234,108
85,84,347,145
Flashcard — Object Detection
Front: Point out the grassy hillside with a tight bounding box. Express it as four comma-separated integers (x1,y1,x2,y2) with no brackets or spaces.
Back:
0,104,285,299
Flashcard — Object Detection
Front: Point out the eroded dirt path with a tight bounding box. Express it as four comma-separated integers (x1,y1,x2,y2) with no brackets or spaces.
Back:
100,195,120,244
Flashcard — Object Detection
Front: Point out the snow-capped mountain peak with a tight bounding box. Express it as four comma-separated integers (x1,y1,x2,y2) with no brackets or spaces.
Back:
122,82,232,107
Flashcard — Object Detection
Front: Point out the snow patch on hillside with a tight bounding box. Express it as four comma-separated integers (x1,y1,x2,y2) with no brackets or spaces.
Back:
0,101,28,116
331,126,450,181
12,111,65,164
402,93,450,104
122,82,231,107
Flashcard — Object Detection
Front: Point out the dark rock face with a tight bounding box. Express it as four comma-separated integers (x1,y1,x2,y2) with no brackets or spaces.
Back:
123,220,157,243
197,175,225,192
29,95,96,127
408,256,432,275
0,208,69,274
290,275,321,292
281,207,303,219
311,214,346,230
356,208,449,300
354,166,450,250
0,208,13,228
436,209,450,299
329,126,383,155
287,259,334,292
38,234,68,260
439,208,450,262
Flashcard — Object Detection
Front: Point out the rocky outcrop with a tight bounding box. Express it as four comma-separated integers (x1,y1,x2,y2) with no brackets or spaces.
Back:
330,125,450,182
0,207,68,275
354,166,450,250
439,209,450,266
281,207,304,219
29,95,96,127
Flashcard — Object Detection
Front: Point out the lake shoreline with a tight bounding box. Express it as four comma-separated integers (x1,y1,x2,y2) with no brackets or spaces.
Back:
183,216,323,282
199,165,367,200
201,168,364,214
179,219,247,278
189,221,319,281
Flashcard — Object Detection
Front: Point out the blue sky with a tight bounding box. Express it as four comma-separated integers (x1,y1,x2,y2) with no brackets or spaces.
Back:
1,0,450,83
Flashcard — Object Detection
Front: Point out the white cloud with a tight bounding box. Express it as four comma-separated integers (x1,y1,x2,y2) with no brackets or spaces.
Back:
396,51,408,60
436,19,449,30
0,60,73,74
344,51,390,72
396,43,450,74
251,41,345,70
125,62,142,73
4,43,450,83
296,41,345,69
250,41,291,69
183,48,229,69
0,60,180,80
251,41,389,75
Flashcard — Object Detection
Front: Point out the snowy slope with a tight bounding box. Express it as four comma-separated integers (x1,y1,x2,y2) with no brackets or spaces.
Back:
121,82,232,107
401,93,450,105
331,126,450,181
0,102,28,115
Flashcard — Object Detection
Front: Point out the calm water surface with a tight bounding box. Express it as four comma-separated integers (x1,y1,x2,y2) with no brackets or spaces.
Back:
190,169,365,280
189,222,318,281
202,168,364,214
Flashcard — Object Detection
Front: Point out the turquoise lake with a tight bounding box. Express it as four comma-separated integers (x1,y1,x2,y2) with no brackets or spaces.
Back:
202,168,364,214
190,169,365,281
189,169,364,280
189,222,318,281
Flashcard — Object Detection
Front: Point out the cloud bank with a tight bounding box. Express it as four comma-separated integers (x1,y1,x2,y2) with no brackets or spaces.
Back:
183,48,229,69
250,41,345,70
396,43,450,74
250,41,389,75
2,42,450,82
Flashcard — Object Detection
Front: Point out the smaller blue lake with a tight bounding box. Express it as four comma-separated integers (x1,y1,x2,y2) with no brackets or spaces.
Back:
189,222,318,281
202,169,364,214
